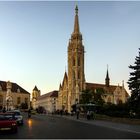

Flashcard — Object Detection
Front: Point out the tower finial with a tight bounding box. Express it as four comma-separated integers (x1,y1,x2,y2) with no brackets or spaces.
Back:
73,4,80,34
75,5,78,15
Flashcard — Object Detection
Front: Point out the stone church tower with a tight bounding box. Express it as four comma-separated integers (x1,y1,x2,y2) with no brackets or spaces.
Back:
58,5,86,112
32,86,40,109
68,5,85,107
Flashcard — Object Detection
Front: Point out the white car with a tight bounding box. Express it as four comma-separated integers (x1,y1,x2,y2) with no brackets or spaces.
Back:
7,110,23,125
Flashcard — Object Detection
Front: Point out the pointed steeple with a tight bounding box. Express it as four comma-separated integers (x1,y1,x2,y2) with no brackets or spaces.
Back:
105,65,110,87
59,83,62,90
73,5,80,34
33,85,39,91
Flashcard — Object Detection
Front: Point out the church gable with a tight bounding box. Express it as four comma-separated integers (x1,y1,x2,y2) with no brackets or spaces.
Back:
61,72,68,90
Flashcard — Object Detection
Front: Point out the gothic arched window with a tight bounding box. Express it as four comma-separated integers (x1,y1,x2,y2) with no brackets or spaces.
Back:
73,57,75,66
107,97,111,103
73,70,75,79
78,71,80,79
78,57,80,66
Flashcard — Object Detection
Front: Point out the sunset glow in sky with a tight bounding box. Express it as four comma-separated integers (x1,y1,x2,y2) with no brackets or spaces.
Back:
0,1,140,95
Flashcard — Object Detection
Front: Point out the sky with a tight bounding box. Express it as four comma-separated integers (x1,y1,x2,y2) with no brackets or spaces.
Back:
0,1,140,95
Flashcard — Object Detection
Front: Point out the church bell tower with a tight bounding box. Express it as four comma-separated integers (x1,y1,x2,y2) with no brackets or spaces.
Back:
68,5,85,107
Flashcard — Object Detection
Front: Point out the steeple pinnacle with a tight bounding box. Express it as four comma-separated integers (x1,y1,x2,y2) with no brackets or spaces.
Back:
73,5,80,34
75,5,78,15
105,65,110,87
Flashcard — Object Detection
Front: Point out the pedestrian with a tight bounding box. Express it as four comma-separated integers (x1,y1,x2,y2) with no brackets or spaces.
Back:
2,107,6,113
76,108,80,119
28,109,31,118
87,110,90,120
60,110,63,116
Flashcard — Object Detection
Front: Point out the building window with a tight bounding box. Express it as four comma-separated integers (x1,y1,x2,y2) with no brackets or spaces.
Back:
73,57,75,66
107,97,111,103
116,98,122,104
17,88,20,93
17,97,21,104
0,95,3,104
78,71,80,79
0,85,2,91
25,98,28,104
73,71,75,79
78,57,80,66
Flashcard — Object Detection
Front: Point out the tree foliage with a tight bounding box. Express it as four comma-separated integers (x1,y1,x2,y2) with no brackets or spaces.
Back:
80,89,93,104
20,102,28,109
80,88,105,106
128,48,140,117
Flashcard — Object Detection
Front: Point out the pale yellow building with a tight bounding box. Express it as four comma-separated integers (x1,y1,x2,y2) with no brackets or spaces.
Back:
0,80,30,110
35,91,58,113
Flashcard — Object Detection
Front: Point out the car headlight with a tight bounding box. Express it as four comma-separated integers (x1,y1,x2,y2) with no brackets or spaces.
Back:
17,116,23,120
12,123,17,126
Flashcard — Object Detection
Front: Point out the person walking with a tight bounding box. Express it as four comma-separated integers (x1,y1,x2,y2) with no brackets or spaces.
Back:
28,109,31,118
76,108,80,119
87,110,90,120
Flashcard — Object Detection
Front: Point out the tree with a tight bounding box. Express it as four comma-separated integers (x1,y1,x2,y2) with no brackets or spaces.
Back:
93,88,105,106
80,88,105,106
128,48,140,117
80,89,93,104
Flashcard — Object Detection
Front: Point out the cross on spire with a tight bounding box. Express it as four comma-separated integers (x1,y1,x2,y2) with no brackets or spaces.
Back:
73,5,80,34
75,5,78,15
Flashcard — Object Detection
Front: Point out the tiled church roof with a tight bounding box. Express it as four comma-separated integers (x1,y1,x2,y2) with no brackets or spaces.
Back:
0,80,30,94
37,90,58,100
86,82,129,97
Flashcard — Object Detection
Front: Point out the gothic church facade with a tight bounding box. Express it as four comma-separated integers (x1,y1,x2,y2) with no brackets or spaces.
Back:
57,5,129,113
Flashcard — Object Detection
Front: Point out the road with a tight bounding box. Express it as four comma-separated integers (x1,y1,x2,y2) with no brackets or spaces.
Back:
0,113,140,139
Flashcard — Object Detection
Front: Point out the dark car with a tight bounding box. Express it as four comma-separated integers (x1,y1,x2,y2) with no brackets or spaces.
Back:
7,110,23,125
0,113,18,133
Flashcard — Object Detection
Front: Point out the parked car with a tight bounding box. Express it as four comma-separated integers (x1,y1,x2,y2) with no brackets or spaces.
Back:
7,110,23,125
0,113,18,133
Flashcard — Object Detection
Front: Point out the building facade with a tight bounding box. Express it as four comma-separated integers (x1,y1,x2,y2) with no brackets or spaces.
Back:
34,90,58,113
0,80,30,110
58,5,129,113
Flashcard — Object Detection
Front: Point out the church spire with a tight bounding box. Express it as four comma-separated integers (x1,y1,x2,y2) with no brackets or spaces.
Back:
105,65,110,87
73,5,80,34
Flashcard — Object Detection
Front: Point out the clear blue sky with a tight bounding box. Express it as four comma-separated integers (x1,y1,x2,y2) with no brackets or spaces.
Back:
0,1,140,95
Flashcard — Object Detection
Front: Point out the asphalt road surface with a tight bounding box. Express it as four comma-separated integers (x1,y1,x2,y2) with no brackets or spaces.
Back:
0,113,140,139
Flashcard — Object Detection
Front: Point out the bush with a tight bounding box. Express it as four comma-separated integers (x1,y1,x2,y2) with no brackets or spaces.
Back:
98,103,130,118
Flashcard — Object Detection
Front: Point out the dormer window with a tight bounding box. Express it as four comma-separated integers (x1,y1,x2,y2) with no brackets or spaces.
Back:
0,85,2,91
17,88,20,93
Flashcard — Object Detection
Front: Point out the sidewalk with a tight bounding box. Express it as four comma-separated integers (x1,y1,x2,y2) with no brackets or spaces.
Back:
50,114,140,134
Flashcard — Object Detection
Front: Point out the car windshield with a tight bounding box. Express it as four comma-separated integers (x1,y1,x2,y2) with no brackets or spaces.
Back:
0,114,14,120
14,112,20,115
8,111,20,116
